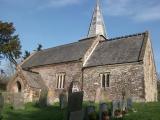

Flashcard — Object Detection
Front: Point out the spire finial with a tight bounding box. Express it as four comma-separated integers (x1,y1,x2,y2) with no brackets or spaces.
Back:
87,0,108,38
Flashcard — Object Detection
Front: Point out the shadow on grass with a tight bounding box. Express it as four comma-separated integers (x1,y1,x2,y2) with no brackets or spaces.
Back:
2,103,67,120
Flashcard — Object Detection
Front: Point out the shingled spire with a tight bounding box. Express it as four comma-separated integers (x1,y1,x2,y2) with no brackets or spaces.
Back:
87,0,107,38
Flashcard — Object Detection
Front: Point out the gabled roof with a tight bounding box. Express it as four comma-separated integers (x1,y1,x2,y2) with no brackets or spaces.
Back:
22,37,96,68
85,32,148,67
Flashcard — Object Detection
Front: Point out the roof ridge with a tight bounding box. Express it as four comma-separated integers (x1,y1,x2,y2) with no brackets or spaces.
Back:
108,31,147,41
40,37,96,52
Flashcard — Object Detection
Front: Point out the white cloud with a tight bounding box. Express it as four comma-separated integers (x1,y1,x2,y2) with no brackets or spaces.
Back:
103,0,160,22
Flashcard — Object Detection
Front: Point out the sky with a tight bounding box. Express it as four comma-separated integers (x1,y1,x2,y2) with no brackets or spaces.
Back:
0,0,160,72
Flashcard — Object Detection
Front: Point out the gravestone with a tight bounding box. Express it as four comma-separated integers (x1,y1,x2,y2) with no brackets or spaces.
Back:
121,99,127,111
68,91,84,120
99,103,108,120
59,91,67,109
39,88,48,107
70,110,84,120
13,93,24,110
127,98,133,110
0,93,4,119
112,100,117,117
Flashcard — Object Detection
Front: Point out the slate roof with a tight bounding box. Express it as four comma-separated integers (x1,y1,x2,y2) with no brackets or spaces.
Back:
23,70,44,89
22,32,148,68
22,37,96,68
85,32,147,67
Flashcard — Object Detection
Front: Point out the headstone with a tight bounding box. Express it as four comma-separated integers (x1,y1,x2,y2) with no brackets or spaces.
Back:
99,103,108,120
112,100,118,117
127,98,133,110
121,99,127,111
68,91,83,120
13,93,24,110
69,110,84,120
59,91,67,109
68,91,83,112
0,93,4,119
39,88,48,107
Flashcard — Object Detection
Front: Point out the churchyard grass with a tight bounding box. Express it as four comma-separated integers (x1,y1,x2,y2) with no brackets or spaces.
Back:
1,102,160,120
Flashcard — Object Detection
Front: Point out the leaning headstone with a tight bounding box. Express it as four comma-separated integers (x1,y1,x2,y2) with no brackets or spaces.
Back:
68,91,84,120
127,98,133,110
13,93,24,110
0,93,4,119
59,91,67,109
99,103,108,120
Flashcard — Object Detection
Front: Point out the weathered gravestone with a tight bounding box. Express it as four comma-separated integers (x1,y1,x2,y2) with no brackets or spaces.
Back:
38,88,48,107
59,91,67,109
68,91,84,120
99,103,108,120
13,93,25,110
127,98,133,110
112,100,122,117
121,99,127,111
0,93,4,119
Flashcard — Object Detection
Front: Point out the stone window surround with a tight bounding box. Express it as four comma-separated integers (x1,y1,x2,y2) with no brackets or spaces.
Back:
56,73,66,89
99,72,110,88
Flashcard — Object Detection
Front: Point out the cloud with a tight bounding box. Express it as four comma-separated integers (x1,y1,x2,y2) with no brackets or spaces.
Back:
103,0,160,22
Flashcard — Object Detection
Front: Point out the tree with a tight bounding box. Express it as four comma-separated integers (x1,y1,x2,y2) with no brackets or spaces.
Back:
23,50,30,60
37,44,42,51
0,21,21,66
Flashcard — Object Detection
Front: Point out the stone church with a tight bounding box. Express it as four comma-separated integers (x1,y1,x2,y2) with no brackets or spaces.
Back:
7,0,157,103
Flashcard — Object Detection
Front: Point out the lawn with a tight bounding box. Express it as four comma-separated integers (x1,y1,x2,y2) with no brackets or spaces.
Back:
1,102,160,120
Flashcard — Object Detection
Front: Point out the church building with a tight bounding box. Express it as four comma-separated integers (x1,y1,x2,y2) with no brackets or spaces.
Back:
7,0,158,103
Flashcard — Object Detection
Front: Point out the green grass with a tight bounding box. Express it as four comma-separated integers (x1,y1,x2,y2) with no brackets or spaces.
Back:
124,102,160,120
1,103,66,120
1,102,160,120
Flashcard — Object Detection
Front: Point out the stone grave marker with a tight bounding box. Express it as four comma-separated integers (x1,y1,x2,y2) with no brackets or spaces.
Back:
68,91,84,120
13,93,25,110
39,88,48,107
127,98,133,110
69,110,84,120
0,93,4,119
112,100,123,117
99,103,108,120
121,99,127,111
59,91,67,109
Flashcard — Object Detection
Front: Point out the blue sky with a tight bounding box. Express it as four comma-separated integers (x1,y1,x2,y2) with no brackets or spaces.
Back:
0,0,160,72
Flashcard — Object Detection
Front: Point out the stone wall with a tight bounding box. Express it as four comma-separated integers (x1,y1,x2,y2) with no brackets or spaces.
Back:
32,61,83,104
83,62,145,102
7,74,40,103
143,37,158,101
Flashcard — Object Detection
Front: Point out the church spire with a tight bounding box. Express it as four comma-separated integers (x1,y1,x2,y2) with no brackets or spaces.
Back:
87,0,108,38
